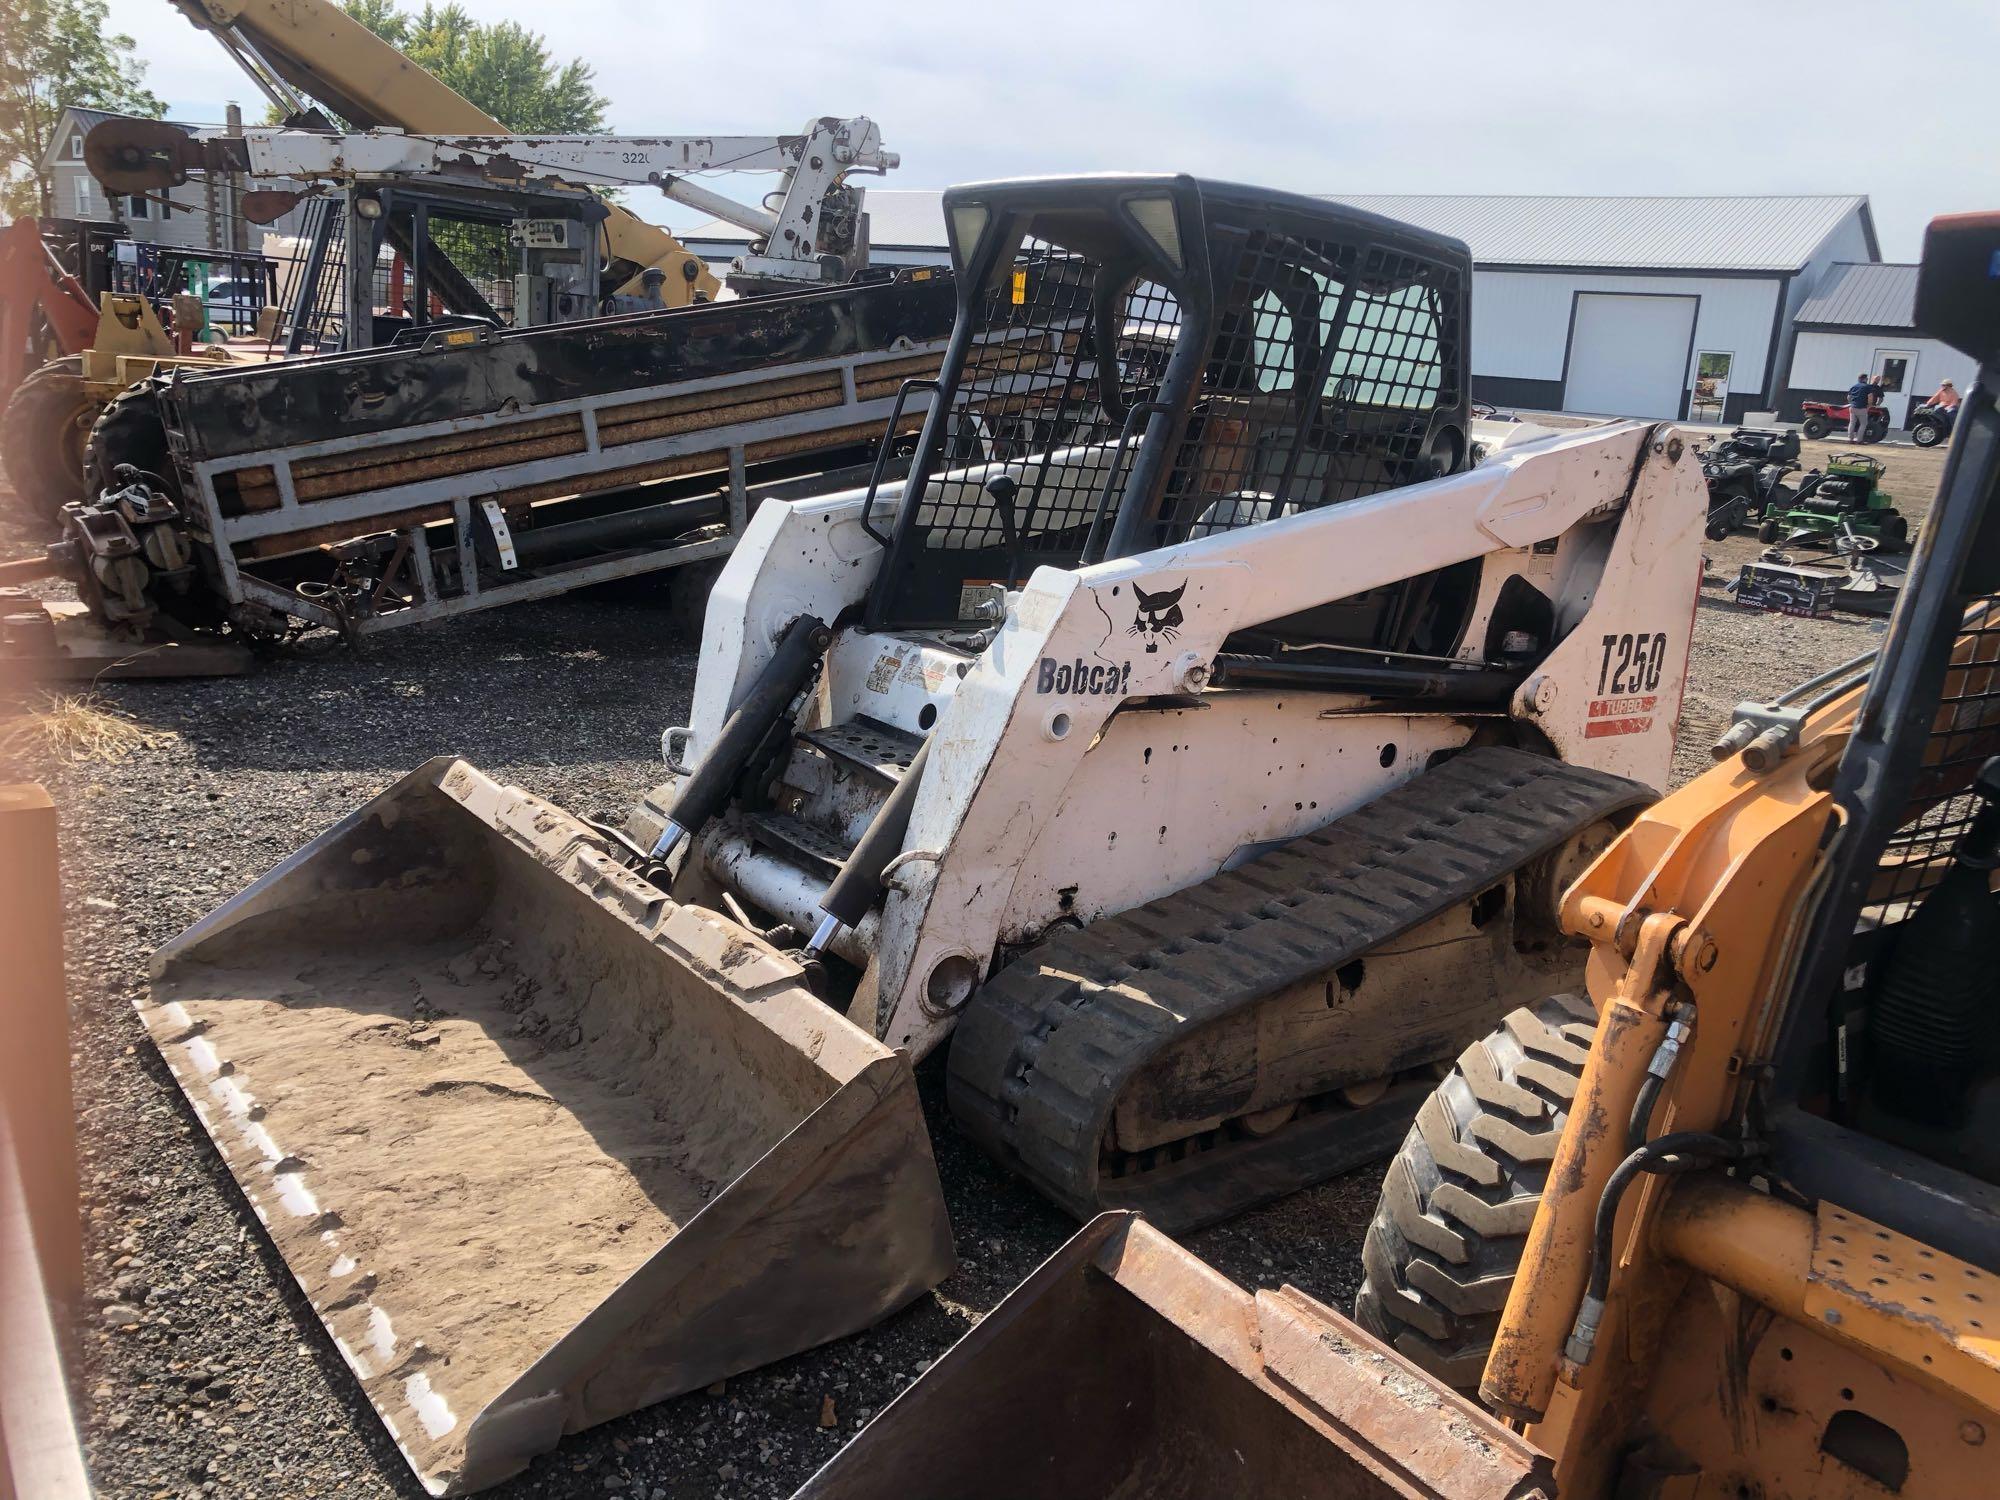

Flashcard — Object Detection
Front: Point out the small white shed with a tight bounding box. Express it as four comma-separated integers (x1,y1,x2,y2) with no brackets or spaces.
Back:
1782,262,1974,429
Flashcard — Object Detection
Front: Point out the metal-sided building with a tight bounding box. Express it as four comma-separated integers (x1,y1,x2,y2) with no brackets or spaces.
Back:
1779,261,1975,429
1329,194,1876,424
684,189,1878,424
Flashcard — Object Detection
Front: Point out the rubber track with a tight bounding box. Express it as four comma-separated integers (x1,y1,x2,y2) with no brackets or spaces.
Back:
945,746,1651,1231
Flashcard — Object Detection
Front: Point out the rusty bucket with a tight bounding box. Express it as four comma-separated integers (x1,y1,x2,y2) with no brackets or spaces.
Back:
141,757,954,1494
794,1213,1552,1500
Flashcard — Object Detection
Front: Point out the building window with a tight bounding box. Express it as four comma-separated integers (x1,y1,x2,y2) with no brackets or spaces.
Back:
68,132,84,159
73,177,90,215
129,193,149,220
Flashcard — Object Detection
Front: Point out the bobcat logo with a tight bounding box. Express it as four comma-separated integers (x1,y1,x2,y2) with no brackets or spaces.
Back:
1129,580,1186,654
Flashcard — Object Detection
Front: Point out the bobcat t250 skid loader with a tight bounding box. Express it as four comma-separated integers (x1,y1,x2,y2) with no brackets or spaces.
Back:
139,175,1705,1492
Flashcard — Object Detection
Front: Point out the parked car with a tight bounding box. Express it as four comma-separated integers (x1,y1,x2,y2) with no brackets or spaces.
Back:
203,277,268,334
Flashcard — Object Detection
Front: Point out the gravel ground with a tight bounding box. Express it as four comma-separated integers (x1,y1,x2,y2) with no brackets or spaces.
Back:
0,429,1942,1498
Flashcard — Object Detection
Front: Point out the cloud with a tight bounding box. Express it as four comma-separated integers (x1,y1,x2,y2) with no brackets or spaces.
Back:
105,0,1991,258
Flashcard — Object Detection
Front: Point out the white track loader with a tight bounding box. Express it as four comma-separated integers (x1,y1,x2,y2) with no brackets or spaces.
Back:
141,175,1705,1492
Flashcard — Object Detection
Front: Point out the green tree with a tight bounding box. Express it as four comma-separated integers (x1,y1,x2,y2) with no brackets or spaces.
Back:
345,0,606,133
0,0,165,217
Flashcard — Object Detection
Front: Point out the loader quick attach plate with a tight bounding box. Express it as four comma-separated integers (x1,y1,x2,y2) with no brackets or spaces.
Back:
137,759,953,1496
947,747,1651,1231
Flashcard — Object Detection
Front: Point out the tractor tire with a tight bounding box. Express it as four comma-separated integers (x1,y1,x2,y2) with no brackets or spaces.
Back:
1353,993,1596,1393
1881,513,1910,550
1801,415,1830,440
1758,518,1784,544
82,378,172,499
0,356,99,523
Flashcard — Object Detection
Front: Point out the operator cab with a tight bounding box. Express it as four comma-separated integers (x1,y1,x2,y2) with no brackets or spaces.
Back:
863,176,1477,662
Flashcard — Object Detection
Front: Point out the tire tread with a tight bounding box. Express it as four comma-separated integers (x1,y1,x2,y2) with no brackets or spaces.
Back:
1352,993,1596,1394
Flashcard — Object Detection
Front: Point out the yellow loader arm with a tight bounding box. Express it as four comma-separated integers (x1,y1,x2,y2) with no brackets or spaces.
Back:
167,0,718,302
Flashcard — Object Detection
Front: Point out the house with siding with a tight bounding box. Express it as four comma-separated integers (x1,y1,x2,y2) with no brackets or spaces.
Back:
42,106,312,259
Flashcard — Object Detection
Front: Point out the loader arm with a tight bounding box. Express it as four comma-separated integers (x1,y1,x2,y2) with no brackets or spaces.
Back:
165,0,719,300
1479,212,2000,1500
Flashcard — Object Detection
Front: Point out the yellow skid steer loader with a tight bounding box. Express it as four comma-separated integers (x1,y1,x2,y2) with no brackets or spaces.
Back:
790,206,2000,1500
142,174,1705,1492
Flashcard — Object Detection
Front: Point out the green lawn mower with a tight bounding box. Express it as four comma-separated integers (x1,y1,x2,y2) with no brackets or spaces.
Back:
1756,452,1911,550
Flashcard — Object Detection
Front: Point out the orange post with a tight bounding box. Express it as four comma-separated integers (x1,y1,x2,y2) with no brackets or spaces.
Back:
0,784,74,1300
0,782,88,1499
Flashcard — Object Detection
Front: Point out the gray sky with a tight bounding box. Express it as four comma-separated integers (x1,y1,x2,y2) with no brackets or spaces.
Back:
105,0,1995,259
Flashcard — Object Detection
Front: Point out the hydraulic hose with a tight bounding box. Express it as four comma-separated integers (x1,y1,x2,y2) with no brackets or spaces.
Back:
1625,1010,1693,1154
1564,1131,1765,1368
649,613,831,859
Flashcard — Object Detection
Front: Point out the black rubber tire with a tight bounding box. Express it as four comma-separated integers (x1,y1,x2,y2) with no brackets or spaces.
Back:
1353,993,1596,1393
82,378,172,499
1801,415,1830,440
1911,420,1943,448
0,356,99,521
1881,512,1910,550
668,555,727,641
1758,518,1784,544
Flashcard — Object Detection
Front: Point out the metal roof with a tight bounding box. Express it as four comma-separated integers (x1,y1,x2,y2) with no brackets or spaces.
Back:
1794,261,1918,329
684,190,1870,274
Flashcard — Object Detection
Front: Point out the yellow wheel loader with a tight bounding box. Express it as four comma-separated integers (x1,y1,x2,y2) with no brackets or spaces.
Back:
793,208,2000,1500
142,174,1706,1492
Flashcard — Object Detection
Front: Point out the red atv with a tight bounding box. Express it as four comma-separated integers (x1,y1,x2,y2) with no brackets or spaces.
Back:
1800,398,1889,443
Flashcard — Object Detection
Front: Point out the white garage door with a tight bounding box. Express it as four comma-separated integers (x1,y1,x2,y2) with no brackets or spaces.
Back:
1564,293,1698,418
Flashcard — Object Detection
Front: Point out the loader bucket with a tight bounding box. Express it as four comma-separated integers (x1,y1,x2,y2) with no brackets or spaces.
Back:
795,1213,1553,1500
140,758,955,1496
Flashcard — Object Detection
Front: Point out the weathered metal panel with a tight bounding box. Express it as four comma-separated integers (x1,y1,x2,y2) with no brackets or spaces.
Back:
162,271,958,460
141,759,955,1495
1795,261,1920,330
792,1214,1552,1499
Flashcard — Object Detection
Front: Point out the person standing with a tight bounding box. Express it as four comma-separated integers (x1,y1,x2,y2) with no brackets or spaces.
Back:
1847,372,1873,440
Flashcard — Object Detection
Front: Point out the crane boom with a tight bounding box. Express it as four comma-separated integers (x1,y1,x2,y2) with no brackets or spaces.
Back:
90,118,898,290
165,0,720,301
